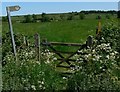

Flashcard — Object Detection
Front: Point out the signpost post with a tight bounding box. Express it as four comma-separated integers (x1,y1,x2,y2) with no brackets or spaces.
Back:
6,6,20,60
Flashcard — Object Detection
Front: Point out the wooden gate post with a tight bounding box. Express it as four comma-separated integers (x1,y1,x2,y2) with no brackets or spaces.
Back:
23,36,26,46
23,36,29,46
86,35,93,48
34,33,40,61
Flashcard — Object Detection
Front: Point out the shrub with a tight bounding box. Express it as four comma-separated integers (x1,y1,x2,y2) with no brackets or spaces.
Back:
67,13,74,20
67,22,120,91
79,13,85,20
2,51,64,91
67,41,120,91
23,15,32,23
96,15,102,20
41,13,50,22
100,22,120,53
32,14,37,23
117,10,120,18
2,16,8,22
106,15,110,19
60,14,65,20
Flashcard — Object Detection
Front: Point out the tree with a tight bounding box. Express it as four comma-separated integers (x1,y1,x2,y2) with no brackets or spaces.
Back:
24,15,32,23
79,13,85,20
41,13,50,22
118,1,120,18
60,14,65,20
118,10,120,18
105,15,110,19
74,11,79,15
67,13,74,20
2,16,7,22
32,14,37,22
96,15,102,20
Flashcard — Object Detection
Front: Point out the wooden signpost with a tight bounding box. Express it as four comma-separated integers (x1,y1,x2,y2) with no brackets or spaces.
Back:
6,6,20,60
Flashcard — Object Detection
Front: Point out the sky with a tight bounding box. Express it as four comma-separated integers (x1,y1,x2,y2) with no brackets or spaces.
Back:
1,0,120,2
1,2,119,16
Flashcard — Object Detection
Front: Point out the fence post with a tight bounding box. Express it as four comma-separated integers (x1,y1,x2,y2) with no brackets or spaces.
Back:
23,36,29,46
86,35,93,48
34,33,40,61
23,36,26,45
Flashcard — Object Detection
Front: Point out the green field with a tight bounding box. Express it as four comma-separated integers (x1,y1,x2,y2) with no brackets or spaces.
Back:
2,13,117,43
2,13,117,52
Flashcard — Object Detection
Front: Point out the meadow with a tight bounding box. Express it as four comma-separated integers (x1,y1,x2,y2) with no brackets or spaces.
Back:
2,13,117,52
2,13,117,43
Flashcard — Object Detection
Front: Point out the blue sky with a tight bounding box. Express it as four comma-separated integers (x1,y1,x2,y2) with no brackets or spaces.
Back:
1,2,118,16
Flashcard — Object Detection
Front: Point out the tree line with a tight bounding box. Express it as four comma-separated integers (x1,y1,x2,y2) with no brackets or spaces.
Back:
2,10,120,23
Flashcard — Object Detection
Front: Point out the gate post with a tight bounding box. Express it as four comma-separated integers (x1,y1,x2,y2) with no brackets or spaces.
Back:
86,35,93,48
34,33,40,61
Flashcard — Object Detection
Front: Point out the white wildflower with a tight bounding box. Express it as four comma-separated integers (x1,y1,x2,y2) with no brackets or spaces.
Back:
78,50,82,53
88,54,91,57
101,37,105,40
36,61,40,65
7,57,11,61
92,58,96,61
110,53,115,56
41,81,44,84
100,66,102,69
48,52,51,55
41,52,44,55
25,52,28,57
114,51,118,54
75,66,80,70
63,77,67,80
100,60,103,63
84,55,88,59
46,59,50,64
79,66,82,69
110,56,115,60
92,49,95,54
106,43,110,46
31,85,36,90
96,55,101,60
111,62,114,65
53,57,57,61
43,87,46,89
38,81,41,84
76,58,79,62
102,69,105,71
106,55,110,59
39,84,42,88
